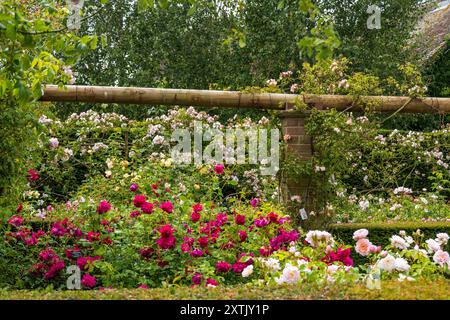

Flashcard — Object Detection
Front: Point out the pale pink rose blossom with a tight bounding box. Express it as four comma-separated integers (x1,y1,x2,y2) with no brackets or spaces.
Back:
433,250,449,266
352,228,369,241
355,238,372,256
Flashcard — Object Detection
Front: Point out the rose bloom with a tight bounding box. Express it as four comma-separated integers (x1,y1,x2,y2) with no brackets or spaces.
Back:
394,257,410,272
192,273,203,285
96,200,111,214
235,214,246,225
159,201,174,213
133,195,146,208
197,236,209,248
192,203,203,213
433,250,449,266
129,184,139,192
238,230,247,242
352,228,369,241
27,169,39,182
206,278,218,287
378,254,396,272
81,274,96,288
355,238,372,256
130,210,141,218
214,164,224,175
426,239,441,253
141,202,154,214
279,264,300,284
216,261,231,273
7,215,24,228
49,137,59,149
242,265,253,277
191,211,201,222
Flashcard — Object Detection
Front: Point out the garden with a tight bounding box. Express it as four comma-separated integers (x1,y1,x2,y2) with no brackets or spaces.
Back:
0,0,449,301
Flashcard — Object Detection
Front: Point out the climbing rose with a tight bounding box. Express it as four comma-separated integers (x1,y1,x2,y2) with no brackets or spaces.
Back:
235,214,246,225
97,200,111,214
214,164,224,174
133,195,146,208
138,284,149,289
159,201,174,213
141,202,154,214
129,184,139,192
216,261,231,273
81,274,96,288
16,204,23,213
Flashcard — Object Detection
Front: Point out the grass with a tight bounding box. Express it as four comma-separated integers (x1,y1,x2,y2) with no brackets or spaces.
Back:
1,278,449,300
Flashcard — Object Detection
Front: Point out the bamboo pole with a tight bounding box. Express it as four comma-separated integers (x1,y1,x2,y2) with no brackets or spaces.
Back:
40,85,450,114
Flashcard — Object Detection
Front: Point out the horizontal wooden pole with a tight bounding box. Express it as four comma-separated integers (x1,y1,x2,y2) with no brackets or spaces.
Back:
40,85,450,114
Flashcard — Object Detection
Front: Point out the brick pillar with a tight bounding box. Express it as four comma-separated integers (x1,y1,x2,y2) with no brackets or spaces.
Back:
280,111,314,209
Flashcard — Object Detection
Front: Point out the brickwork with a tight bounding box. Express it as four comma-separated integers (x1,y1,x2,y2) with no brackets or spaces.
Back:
280,111,314,207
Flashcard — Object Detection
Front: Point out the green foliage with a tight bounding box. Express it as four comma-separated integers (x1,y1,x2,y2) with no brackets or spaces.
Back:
0,0,96,208
425,40,450,98
318,0,429,79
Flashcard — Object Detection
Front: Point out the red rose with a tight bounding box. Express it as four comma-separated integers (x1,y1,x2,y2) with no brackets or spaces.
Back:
235,214,246,225
133,195,146,208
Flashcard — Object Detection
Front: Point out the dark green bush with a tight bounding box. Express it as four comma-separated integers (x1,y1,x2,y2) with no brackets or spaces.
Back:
328,222,450,266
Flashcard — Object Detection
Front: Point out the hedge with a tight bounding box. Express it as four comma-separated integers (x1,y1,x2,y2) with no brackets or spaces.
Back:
328,221,450,266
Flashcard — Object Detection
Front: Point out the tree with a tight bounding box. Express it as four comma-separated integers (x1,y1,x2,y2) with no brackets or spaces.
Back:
0,0,97,207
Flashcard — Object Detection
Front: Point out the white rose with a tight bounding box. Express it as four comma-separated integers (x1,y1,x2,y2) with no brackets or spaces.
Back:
378,255,396,272
394,258,410,272
242,265,254,278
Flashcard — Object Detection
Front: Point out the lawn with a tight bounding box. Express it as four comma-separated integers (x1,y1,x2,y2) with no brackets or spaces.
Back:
1,279,449,300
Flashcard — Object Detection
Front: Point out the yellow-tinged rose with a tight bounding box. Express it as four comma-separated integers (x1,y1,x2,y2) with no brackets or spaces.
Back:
164,158,173,167
115,186,120,192
194,184,200,191
120,160,129,168
199,167,209,175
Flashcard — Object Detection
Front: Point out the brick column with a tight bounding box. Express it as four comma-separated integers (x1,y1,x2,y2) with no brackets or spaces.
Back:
280,110,314,209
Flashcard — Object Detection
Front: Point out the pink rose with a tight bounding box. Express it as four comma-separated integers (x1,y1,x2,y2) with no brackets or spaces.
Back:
352,228,369,241
433,250,449,266
214,164,224,175
355,238,372,256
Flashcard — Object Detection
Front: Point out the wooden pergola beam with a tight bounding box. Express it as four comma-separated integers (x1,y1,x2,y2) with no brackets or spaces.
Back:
40,85,450,114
